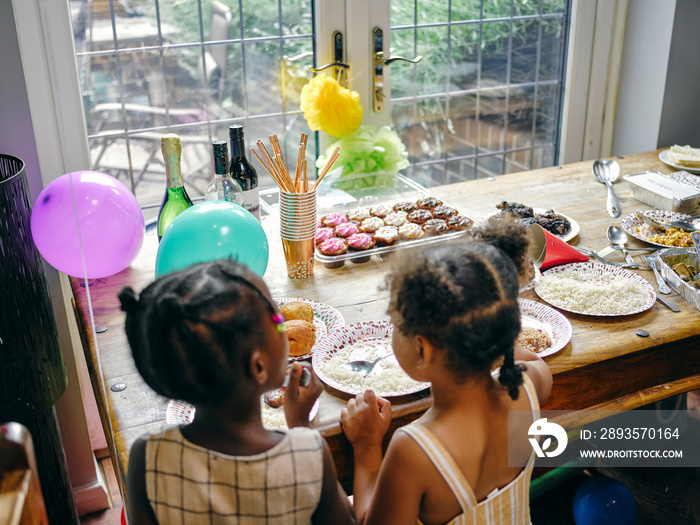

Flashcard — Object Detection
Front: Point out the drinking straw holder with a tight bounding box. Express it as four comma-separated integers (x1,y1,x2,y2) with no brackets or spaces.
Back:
250,132,340,279
280,189,317,278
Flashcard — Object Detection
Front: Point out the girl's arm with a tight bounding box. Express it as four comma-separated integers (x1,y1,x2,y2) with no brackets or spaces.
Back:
514,343,553,404
126,437,159,525
340,390,394,524
311,439,356,525
284,362,323,428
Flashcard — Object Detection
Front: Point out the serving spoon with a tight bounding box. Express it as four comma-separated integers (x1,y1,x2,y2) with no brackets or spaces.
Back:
593,159,621,218
606,225,635,266
340,354,391,377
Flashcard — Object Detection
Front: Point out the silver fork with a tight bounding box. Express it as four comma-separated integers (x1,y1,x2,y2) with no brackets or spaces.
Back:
644,255,671,294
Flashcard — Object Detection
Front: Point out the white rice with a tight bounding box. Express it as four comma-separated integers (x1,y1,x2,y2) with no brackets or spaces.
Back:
536,268,648,315
261,399,288,429
320,339,422,394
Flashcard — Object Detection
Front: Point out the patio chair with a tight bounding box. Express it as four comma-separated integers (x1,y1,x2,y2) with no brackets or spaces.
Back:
87,1,233,196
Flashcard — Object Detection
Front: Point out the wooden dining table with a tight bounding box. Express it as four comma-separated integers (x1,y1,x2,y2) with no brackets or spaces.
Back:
70,149,700,502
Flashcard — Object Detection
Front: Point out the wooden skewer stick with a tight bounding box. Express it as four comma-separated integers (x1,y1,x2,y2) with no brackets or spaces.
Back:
303,158,308,192
250,148,292,193
312,146,341,191
270,135,295,191
257,141,293,192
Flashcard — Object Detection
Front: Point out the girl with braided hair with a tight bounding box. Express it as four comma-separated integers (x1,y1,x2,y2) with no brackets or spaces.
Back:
119,259,355,525
341,222,552,525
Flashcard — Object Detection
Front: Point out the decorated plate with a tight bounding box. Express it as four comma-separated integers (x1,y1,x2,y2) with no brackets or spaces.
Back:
659,149,700,175
274,298,345,360
483,208,580,243
621,211,697,248
518,299,572,358
534,262,655,316
312,321,430,397
165,397,320,429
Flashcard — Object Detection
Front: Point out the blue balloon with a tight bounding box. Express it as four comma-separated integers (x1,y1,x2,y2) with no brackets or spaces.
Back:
155,201,269,278
573,477,637,525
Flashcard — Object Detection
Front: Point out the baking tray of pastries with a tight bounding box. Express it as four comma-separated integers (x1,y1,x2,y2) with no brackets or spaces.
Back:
314,196,475,268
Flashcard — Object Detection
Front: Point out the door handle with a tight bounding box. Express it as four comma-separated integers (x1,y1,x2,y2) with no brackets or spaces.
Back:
372,27,422,113
308,31,349,87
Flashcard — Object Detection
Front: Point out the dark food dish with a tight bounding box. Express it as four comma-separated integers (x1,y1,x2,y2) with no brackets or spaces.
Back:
423,218,450,235
496,201,571,237
316,198,471,266
417,196,442,209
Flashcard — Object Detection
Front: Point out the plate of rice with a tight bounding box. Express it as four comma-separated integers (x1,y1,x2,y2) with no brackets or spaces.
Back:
621,211,696,248
534,262,656,316
312,321,430,397
165,397,320,429
517,299,572,358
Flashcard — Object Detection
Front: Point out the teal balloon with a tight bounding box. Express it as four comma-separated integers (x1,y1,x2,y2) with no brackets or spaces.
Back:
155,201,269,277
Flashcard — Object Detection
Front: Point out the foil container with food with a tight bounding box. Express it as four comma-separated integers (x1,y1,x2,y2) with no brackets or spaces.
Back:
656,248,700,311
623,171,700,214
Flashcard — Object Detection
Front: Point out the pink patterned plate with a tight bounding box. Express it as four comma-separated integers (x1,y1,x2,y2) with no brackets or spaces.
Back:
518,299,572,358
621,210,697,248
275,298,345,360
534,262,656,316
312,321,430,397
165,398,320,429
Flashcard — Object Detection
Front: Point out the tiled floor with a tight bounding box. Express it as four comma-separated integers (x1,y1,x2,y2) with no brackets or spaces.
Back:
79,457,123,525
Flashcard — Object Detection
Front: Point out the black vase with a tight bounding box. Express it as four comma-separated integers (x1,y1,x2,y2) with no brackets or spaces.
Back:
0,154,78,523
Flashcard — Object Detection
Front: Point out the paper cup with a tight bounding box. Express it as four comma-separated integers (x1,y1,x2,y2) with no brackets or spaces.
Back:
282,238,315,278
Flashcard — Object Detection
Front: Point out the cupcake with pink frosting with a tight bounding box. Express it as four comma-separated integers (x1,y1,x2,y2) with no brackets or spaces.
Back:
347,233,376,250
334,222,360,238
314,227,335,245
321,213,348,227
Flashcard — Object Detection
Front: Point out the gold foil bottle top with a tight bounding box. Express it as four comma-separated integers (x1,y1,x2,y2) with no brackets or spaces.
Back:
161,133,183,187
161,133,182,161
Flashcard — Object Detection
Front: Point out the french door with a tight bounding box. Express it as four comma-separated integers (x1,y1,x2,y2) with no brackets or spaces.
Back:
71,0,570,212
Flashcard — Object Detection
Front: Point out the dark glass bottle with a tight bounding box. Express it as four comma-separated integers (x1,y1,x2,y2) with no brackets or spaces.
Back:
229,124,260,221
206,141,243,204
157,133,194,242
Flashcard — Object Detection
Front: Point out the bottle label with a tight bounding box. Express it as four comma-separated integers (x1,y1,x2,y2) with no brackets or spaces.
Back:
241,188,260,221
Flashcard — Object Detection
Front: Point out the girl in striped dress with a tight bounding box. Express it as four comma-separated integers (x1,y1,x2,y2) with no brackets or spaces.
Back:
341,225,552,525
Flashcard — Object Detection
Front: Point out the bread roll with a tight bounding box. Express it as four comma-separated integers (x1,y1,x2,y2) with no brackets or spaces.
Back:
667,145,700,168
285,320,316,357
280,301,314,324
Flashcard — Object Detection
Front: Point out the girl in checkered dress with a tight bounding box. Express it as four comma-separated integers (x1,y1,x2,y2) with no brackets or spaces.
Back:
342,223,553,525
119,260,355,524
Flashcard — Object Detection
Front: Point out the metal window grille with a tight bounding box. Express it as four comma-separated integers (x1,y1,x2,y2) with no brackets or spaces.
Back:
390,0,571,187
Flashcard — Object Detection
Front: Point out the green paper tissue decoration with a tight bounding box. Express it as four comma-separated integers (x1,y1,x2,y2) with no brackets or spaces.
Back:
316,125,409,190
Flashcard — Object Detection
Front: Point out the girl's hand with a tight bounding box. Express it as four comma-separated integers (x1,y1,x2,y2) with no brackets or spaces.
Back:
340,389,392,448
283,362,322,428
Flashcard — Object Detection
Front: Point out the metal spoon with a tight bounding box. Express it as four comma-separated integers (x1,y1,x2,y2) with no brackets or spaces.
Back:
340,354,391,377
668,219,700,231
606,225,635,266
593,159,621,218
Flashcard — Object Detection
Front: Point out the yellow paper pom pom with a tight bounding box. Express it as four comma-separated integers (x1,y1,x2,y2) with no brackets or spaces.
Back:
300,75,363,138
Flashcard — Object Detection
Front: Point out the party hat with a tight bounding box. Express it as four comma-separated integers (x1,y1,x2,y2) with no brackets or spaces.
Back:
527,224,588,270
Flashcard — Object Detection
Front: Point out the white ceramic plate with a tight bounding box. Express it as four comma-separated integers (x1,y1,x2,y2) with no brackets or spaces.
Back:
518,299,572,358
312,321,430,397
275,298,345,360
620,211,697,248
165,397,320,429
483,208,580,243
659,149,700,175
534,262,656,316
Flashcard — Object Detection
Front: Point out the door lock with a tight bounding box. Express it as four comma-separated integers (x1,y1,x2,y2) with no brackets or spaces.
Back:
309,31,349,87
372,27,422,113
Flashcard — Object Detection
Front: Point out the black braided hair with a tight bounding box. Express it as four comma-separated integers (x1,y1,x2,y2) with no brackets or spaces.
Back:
468,216,531,286
118,260,279,405
387,240,526,400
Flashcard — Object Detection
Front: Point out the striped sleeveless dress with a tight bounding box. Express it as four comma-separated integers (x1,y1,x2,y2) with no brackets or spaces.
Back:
397,373,540,525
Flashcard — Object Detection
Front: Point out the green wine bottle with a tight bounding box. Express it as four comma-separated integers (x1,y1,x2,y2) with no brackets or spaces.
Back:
157,133,194,242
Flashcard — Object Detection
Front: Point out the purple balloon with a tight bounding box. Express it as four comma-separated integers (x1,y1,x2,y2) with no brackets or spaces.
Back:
31,171,145,279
